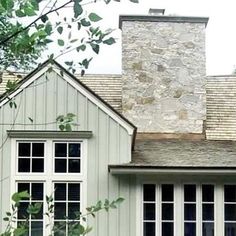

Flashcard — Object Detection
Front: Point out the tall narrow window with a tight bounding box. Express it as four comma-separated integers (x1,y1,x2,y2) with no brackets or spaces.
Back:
17,182,44,236
17,142,45,173
54,183,81,235
202,185,214,236
161,184,174,236
143,184,156,236
224,185,236,236
184,185,196,236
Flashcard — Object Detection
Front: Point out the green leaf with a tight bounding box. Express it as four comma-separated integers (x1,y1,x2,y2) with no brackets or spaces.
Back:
28,117,34,123
81,18,91,27
3,217,9,221
115,197,125,204
45,23,52,35
65,61,73,66
76,44,86,52
103,37,116,45
59,124,64,131
88,13,102,22
129,0,139,2
65,123,72,131
90,43,99,54
15,10,26,17
73,1,83,18
41,15,48,23
12,191,30,203
24,6,36,16
57,26,63,34
57,39,64,46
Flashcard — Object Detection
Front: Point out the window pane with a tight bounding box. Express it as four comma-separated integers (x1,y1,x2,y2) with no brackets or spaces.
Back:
185,223,196,236
18,143,30,157
225,185,236,202
143,222,155,236
17,221,29,236
18,158,30,172
54,222,66,236
55,159,67,173
144,203,155,220
162,184,173,202
162,222,173,236
31,221,43,236
202,185,214,202
54,203,66,219
55,184,66,200
55,143,67,157
225,223,236,236
143,184,155,202
18,183,30,198
68,203,80,219
184,185,196,202
184,204,196,221
18,202,29,219
203,223,214,236
225,204,236,221
162,203,173,220
68,184,80,201
69,159,80,173
32,143,44,157
69,143,80,157
203,204,214,221
32,183,43,200
32,159,44,172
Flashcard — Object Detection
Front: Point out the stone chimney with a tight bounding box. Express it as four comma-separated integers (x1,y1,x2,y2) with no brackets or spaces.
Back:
120,14,208,134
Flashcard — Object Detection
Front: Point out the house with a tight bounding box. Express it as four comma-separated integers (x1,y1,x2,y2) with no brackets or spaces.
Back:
1,11,236,236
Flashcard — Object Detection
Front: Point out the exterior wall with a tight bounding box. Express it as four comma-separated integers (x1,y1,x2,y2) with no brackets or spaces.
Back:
0,70,135,236
206,75,236,140
122,20,206,133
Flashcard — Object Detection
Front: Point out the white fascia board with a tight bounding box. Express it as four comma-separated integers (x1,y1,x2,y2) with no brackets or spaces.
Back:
53,67,134,135
109,168,236,175
0,65,50,107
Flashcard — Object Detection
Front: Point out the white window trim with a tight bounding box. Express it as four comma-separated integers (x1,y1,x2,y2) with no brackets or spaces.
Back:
10,138,88,236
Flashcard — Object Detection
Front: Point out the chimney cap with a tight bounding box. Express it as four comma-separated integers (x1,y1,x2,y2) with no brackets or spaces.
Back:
149,9,165,16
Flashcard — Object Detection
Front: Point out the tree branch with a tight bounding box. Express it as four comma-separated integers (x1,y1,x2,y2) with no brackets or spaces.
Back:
0,0,73,46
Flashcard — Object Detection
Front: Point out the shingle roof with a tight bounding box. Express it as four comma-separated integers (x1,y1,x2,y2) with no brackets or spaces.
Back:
111,140,236,168
0,71,122,112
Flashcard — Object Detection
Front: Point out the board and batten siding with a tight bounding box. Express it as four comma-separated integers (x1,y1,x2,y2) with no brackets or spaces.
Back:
0,70,136,236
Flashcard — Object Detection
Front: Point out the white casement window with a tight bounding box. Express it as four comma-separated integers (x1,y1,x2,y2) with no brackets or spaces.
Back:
142,183,216,236
11,139,87,236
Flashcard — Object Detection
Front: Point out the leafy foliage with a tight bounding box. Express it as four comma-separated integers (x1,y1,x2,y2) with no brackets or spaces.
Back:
56,113,77,131
0,0,139,73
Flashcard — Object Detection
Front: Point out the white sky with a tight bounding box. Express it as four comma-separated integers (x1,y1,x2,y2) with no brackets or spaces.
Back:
55,0,236,75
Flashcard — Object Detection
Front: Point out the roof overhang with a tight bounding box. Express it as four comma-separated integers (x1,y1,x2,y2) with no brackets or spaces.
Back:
109,166,236,175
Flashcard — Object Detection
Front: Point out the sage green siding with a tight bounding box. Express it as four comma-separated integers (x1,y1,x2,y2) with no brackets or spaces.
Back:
0,70,136,235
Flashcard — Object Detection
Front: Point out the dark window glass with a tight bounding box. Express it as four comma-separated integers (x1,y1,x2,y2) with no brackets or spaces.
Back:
17,221,29,236
203,223,214,236
17,202,29,219
18,143,30,157
185,223,196,236
144,203,155,221
225,204,236,221
32,143,44,157
68,184,80,201
32,159,44,172
18,158,30,172
69,143,80,157
31,201,43,219
184,185,196,202
162,184,173,201
162,222,174,236
32,183,43,200
203,204,214,221
55,159,67,173
55,184,66,200
31,221,43,236
202,185,214,202
54,222,66,236
69,159,80,173
18,183,30,196
68,203,80,219
55,143,67,157
184,204,196,221
225,185,236,202
162,203,173,220
225,223,236,236
143,184,155,202
54,203,66,219
143,222,155,236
